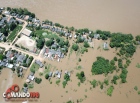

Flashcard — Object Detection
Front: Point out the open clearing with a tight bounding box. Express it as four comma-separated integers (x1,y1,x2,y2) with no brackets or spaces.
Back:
15,35,36,51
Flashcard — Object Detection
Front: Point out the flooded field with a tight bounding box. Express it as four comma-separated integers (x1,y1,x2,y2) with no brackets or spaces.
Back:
0,0,140,35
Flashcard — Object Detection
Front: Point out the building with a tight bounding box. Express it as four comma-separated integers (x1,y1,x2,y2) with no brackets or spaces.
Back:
35,60,44,68
21,28,32,37
94,34,100,39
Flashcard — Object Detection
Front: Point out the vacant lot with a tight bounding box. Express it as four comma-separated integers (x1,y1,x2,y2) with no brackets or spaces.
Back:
15,35,36,51
7,25,22,42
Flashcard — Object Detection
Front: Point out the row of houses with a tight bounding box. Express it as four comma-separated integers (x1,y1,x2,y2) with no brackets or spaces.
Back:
43,47,64,61
0,32,5,41
41,24,72,38
0,49,32,69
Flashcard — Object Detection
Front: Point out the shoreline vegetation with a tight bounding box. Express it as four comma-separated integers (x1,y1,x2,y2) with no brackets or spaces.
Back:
0,7,140,103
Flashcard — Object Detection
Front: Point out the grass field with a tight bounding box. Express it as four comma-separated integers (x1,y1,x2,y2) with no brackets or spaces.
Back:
30,63,40,72
35,30,64,41
7,25,22,42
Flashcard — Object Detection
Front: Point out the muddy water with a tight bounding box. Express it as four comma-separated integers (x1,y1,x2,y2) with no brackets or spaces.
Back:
0,0,140,35
0,0,140,103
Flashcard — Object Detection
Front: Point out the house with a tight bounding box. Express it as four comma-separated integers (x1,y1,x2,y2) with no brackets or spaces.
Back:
23,87,28,93
27,72,35,81
7,17,15,24
65,70,71,76
94,34,100,39
103,42,108,50
35,60,44,68
17,54,26,63
6,50,12,58
57,71,62,79
4,11,10,15
7,64,14,68
74,35,77,39
21,28,32,37
0,33,3,40
24,15,29,20
49,72,53,77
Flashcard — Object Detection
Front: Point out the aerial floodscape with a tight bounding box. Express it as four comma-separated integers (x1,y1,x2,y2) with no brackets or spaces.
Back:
0,0,140,103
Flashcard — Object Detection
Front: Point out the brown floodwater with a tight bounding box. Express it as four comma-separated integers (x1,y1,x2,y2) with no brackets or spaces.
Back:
0,0,140,35
0,0,140,103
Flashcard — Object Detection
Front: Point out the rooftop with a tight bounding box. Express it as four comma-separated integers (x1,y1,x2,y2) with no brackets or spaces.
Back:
21,28,32,37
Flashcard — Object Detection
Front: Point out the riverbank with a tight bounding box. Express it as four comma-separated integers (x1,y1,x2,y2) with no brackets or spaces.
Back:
0,0,140,35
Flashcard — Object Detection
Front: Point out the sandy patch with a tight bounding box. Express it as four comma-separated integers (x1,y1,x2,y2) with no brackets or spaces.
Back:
15,35,36,51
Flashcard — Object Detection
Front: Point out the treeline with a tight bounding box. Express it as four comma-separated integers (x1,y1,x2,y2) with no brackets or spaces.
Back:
110,33,136,57
7,7,35,18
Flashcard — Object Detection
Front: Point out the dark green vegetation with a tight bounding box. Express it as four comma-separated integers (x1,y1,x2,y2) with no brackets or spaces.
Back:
62,74,70,88
76,71,86,83
36,38,45,49
90,79,97,88
107,86,114,96
30,63,40,73
35,77,42,84
83,41,90,48
56,80,61,85
0,54,5,60
134,86,138,91
7,7,35,18
91,57,116,75
72,43,79,51
7,25,22,41
23,83,28,87
110,33,136,57
45,73,49,79
66,100,73,103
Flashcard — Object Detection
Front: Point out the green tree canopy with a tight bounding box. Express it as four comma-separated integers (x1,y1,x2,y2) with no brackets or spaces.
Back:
72,44,79,51
36,39,45,49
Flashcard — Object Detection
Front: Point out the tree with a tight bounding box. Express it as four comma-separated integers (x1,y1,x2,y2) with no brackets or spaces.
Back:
89,33,94,38
36,39,45,49
35,77,42,84
56,38,60,43
114,57,117,61
45,74,49,79
10,22,17,31
104,79,109,86
72,44,79,51
31,13,35,18
2,28,8,36
7,7,11,11
0,54,5,60
3,37,6,42
59,41,64,48
135,35,140,41
24,83,28,87
90,79,97,88
84,41,90,48
76,71,85,83
64,74,70,81
64,40,69,46
46,39,54,47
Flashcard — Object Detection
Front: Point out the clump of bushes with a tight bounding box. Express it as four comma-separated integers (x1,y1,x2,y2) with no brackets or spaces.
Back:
76,71,86,83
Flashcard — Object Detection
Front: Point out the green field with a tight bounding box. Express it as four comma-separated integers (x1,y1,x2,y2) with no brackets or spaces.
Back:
7,25,22,42
30,63,40,73
35,30,64,41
